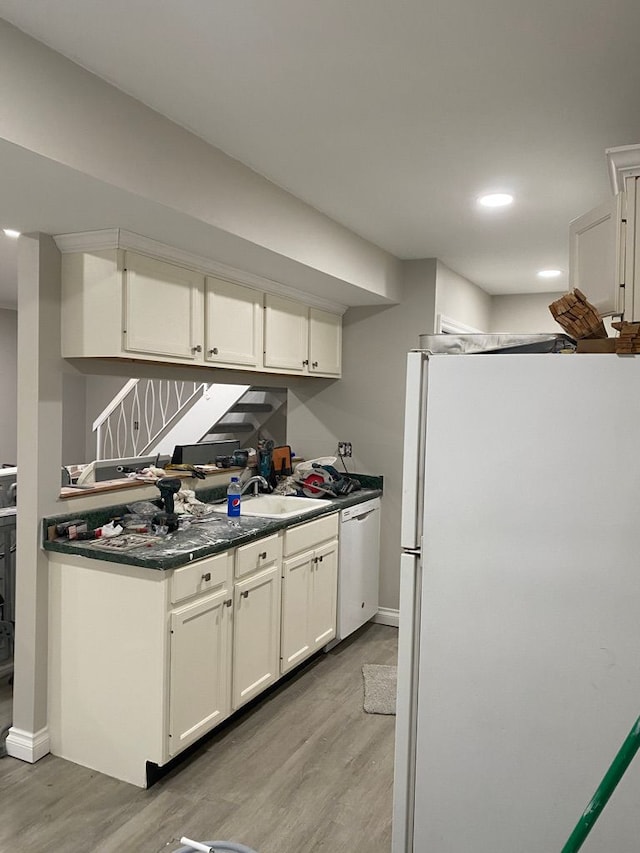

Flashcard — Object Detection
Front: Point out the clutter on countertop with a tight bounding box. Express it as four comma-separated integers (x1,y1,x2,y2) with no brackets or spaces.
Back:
43,473,383,570
89,532,160,552
172,488,219,519
98,520,124,538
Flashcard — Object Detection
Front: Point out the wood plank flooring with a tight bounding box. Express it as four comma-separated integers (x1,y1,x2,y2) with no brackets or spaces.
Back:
0,623,397,853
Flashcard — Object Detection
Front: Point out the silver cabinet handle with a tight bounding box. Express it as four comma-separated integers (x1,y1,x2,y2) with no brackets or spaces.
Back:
202,572,211,582
192,344,202,353
241,590,249,599
209,347,219,355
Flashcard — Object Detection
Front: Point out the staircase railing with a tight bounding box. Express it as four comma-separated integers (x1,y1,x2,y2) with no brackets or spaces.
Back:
93,379,207,460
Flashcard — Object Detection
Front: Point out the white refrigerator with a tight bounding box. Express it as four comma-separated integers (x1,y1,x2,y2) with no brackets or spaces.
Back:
393,350,640,852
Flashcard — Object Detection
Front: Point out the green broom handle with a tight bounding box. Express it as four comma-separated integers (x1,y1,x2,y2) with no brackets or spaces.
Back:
561,715,640,853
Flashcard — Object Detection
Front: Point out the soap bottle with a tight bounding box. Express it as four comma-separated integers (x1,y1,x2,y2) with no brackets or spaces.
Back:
227,476,241,517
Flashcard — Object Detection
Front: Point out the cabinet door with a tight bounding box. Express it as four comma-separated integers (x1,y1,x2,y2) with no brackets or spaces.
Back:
281,550,313,674
627,177,639,322
123,252,204,360
569,195,624,316
168,588,231,756
309,309,342,376
205,277,263,368
264,294,308,372
232,565,281,710
310,540,338,651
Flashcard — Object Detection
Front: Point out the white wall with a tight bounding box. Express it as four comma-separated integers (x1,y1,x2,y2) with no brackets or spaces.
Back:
287,260,437,611
0,19,401,305
0,307,17,464
490,292,565,333
436,261,492,332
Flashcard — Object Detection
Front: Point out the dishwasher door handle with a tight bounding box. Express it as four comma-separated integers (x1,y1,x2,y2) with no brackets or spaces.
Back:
351,509,378,522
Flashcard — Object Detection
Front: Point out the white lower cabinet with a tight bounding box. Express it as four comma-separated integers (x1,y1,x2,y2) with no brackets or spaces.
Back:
168,587,232,756
47,510,341,787
281,550,314,673
232,564,282,709
281,514,339,675
309,540,339,650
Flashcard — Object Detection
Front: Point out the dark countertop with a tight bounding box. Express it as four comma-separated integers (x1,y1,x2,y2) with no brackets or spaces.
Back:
0,507,17,528
43,487,382,571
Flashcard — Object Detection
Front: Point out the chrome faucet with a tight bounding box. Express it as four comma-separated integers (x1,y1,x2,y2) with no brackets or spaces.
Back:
240,475,269,496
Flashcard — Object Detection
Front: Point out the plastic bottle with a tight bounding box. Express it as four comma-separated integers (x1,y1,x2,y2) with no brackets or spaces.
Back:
227,476,241,517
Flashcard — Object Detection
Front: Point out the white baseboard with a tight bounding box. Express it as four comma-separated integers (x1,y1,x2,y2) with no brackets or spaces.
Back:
5,726,50,763
373,608,399,628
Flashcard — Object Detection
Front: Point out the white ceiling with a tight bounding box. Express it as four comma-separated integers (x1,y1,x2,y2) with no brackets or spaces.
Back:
2,0,640,299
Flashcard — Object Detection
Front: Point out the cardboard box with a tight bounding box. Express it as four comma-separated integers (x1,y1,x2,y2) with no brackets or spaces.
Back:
576,339,617,353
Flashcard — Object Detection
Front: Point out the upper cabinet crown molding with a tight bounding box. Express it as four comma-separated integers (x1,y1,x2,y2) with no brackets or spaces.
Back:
606,144,640,195
53,228,347,316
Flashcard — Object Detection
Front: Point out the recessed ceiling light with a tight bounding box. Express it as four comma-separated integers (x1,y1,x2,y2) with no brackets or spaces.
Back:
3,229,20,238
537,269,563,279
477,193,514,208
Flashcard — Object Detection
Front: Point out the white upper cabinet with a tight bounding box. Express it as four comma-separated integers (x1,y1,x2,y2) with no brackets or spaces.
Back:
309,308,342,376
123,252,205,360
264,294,309,372
569,195,624,317
625,177,640,322
205,277,263,368
264,295,343,376
58,233,343,376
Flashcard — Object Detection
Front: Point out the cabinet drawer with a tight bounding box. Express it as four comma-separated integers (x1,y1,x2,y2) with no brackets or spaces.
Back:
284,513,339,557
235,533,282,579
171,551,231,604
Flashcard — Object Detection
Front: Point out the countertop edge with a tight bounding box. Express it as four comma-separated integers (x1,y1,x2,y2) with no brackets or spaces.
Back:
43,489,382,571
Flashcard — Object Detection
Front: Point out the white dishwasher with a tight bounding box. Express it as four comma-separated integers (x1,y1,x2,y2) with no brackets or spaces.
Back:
335,496,381,642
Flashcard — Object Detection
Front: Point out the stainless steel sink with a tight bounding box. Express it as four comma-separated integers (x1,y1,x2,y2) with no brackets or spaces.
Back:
211,494,327,519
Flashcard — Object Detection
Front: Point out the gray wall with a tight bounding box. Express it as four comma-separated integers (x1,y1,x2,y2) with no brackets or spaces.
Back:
287,260,437,612
0,307,17,464
83,374,129,463
0,19,401,304
61,371,88,467
490,292,565,333
0,308,97,467
436,261,492,331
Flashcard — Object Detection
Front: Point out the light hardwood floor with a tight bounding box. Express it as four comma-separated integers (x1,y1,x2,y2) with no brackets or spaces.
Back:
0,623,397,853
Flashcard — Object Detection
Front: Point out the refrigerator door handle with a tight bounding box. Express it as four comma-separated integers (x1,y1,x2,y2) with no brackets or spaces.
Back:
401,352,427,550
393,551,422,853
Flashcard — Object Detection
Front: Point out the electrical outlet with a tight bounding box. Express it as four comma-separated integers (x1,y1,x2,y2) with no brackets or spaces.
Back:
338,441,353,457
